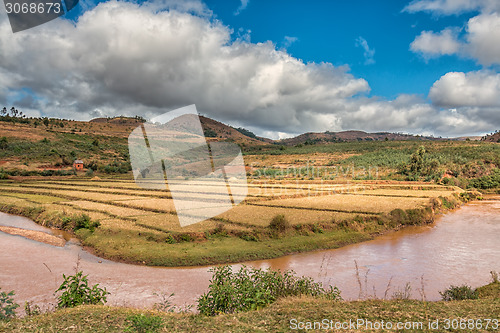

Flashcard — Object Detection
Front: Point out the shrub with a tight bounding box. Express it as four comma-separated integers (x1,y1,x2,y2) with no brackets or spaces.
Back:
165,234,176,244
468,169,500,189
74,214,100,231
439,196,457,209
101,160,131,174
399,146,443,180
439,284,478,301
197,265,341,316
62,214,100,232
311,224,324,233
389,208,408,225
203,127,217,138
55,271,109,308
238,231,259,241
406,208,433,225
269,214,290,233
210,224,228,238
178,233,193,242
0,137,7,149
0,288,19,320
234,127,257,139
125,313,163,333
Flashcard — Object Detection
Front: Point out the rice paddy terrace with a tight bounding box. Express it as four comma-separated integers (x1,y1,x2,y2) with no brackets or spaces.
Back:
0,178,466,266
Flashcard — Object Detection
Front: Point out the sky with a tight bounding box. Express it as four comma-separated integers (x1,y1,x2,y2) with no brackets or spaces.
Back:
0,0,499,139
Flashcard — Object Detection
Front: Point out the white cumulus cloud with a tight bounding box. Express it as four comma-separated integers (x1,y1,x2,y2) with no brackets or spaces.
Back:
429,71,500,107
0,1,371,136
465,13,500,66
0,0,498,138
407,0,500,66
410,28,461,57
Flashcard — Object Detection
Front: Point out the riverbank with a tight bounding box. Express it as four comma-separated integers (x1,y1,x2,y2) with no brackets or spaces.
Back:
1,281,498,332
0,180,477,266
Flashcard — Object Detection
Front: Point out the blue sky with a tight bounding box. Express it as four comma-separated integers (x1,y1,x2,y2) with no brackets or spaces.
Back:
1,0,499,138
206,0,481,99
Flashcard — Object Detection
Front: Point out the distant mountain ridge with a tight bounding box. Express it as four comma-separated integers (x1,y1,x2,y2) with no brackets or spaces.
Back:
83,116,484,145
277,130,440,146
1,111,491,146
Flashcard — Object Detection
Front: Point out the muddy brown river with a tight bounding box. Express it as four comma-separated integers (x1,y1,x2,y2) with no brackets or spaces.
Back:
0,197,499,313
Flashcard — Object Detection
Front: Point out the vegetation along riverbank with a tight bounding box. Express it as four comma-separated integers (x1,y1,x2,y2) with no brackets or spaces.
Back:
1,266,498,332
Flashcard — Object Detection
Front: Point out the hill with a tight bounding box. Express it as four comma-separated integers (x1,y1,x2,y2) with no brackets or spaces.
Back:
0,114,270,174
1,112,499,178
3,111,492,151
482,131,500,143
278,130,439,146
198,116,270,145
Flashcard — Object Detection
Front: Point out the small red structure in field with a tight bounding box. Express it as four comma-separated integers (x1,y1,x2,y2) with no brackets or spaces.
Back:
73,160,84,171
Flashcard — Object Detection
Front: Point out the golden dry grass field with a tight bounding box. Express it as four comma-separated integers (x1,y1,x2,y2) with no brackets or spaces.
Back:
0,178,465,265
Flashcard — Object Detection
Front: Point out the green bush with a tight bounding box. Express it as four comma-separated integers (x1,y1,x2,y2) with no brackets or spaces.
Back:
100,160,131,174
238,231,259,241
165,234,176,244
439,196,457,209
468,169,500,189
0,137,7,150
203,127,217,138
398,146,443,180
269,214,290,233
178,233,193,242
234,127,257,139
439,284,478,301
389,208,408,225
55,271,109,308
0,288,19,320
209,224,228,238
197,265,341,316
125,313,164,333
62,214,100,232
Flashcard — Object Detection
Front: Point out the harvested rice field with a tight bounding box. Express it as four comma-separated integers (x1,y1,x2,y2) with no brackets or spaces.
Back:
249,193,431,214
217,205,376,227
0,178,466,266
